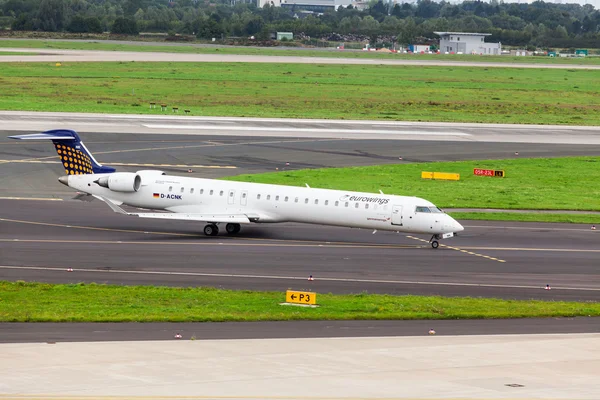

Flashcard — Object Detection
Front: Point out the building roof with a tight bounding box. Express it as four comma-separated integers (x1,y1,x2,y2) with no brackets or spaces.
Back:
434,32,491,37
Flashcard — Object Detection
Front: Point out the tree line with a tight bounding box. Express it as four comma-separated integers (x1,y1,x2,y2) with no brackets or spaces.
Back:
1,0,599,49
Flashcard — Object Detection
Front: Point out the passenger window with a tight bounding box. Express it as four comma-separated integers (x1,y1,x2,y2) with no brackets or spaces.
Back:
276,195,279,201
305,198,309,204
285,196,289,202
242,193,247,198
220,191,224,196
345,202,349,207
190,188,194,194
181,187,184,193
257,194,261,200
355,203,359,208
229,192,233,197
200,189,204,195
210,190,214,195
314,199,318,205
295,197,299,203
325,200,329,206
267,195,271,200
335,201,339,207
365,203,369,209
169,186,173,192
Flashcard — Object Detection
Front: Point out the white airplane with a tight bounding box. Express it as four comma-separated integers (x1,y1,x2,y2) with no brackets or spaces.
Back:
9,129,463,248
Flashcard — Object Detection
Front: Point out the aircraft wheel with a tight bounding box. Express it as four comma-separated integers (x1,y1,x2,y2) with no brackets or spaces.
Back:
431,240,439,249
226,223,241,234
204,224,219,236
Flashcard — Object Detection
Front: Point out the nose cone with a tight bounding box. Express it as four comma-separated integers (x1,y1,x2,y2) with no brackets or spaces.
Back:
453,219,464,232
58,176,69,186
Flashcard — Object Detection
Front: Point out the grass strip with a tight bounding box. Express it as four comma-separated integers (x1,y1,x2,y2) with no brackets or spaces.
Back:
225,157,600,211
1,39,599,65
448,212,599,224
1,281,598,322
0,51,39,55
0,62,598,125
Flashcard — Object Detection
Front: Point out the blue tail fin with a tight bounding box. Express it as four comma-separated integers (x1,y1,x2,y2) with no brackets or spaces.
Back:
8,129,115,175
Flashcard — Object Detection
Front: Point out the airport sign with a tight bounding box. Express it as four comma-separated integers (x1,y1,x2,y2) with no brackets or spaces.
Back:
474,168,505,177
286,290,317,305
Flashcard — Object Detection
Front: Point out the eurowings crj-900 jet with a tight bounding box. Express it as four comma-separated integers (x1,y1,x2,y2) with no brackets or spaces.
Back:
10,130,463,248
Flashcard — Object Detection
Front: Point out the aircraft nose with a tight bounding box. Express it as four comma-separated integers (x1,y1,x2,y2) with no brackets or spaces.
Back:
454,219,464,232
58,176,69,186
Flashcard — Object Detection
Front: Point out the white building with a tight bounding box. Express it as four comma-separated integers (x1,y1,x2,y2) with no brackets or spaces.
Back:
434,32,501,55
260,0,352,11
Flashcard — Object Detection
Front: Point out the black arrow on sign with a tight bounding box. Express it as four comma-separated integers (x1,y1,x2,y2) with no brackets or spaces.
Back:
291,294,297,300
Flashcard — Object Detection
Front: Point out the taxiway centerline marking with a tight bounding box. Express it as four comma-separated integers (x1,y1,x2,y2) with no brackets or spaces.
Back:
0,218,419,248
0,197,63,201
0,238,418,250
1,265,598,292
406,236,506,263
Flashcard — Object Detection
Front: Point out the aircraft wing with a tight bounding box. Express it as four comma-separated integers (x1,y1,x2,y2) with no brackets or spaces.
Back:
99,196,253,224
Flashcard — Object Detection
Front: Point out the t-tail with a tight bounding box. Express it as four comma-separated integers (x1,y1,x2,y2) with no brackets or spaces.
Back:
8,129,115,175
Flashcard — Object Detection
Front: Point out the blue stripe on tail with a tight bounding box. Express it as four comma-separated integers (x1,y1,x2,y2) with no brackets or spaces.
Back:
9,129,115,175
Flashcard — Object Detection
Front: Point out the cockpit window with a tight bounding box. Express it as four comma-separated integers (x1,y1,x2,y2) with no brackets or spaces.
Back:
429,207,444,213
415,206,431,213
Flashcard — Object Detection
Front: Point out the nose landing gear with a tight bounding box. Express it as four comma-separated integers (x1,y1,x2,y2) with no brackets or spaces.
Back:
429,234,440,249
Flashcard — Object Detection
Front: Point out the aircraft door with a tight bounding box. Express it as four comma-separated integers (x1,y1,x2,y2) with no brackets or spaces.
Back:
391,205,403,226
240,190,248,206
228,190,235,205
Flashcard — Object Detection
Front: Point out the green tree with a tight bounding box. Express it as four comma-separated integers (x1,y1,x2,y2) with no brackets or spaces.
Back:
111,17,139,35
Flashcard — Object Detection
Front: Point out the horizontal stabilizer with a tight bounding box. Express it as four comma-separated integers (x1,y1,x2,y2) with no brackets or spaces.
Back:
8,133,77,140
98,196,251,224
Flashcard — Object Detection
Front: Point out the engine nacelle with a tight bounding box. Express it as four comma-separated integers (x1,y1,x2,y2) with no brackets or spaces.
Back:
95,173,141,192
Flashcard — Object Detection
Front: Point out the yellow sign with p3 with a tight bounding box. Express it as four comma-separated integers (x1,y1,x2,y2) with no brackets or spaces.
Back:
286,290,317,305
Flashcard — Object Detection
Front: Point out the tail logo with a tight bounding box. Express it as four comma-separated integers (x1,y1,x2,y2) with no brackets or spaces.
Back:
54,143,94,175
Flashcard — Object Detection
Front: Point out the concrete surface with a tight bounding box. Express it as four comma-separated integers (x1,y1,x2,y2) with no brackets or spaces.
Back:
2,47,600,69
1,334,599,399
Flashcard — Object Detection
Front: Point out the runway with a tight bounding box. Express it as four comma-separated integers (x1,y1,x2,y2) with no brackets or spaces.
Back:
2,199,599,301
2,47,600,69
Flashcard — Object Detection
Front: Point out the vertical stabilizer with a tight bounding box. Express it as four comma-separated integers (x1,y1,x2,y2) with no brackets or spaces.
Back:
8,129,115,175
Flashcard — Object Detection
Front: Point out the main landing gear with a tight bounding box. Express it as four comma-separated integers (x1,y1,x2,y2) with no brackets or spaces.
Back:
429,234,440,249
203,223,241,236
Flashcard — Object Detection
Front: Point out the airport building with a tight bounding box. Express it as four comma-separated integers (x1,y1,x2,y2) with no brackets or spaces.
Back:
434,32,501,55
259,0,352,12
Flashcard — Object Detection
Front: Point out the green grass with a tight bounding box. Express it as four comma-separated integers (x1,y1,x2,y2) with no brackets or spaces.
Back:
1,281,598,322
225,157,600,211
0,51,38,55
1,39,599,64
1,62,599,124
449,212,599,224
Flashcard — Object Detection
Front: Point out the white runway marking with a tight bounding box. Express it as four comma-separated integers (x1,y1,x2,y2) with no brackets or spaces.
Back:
1,265,598,292
143,124,471,136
